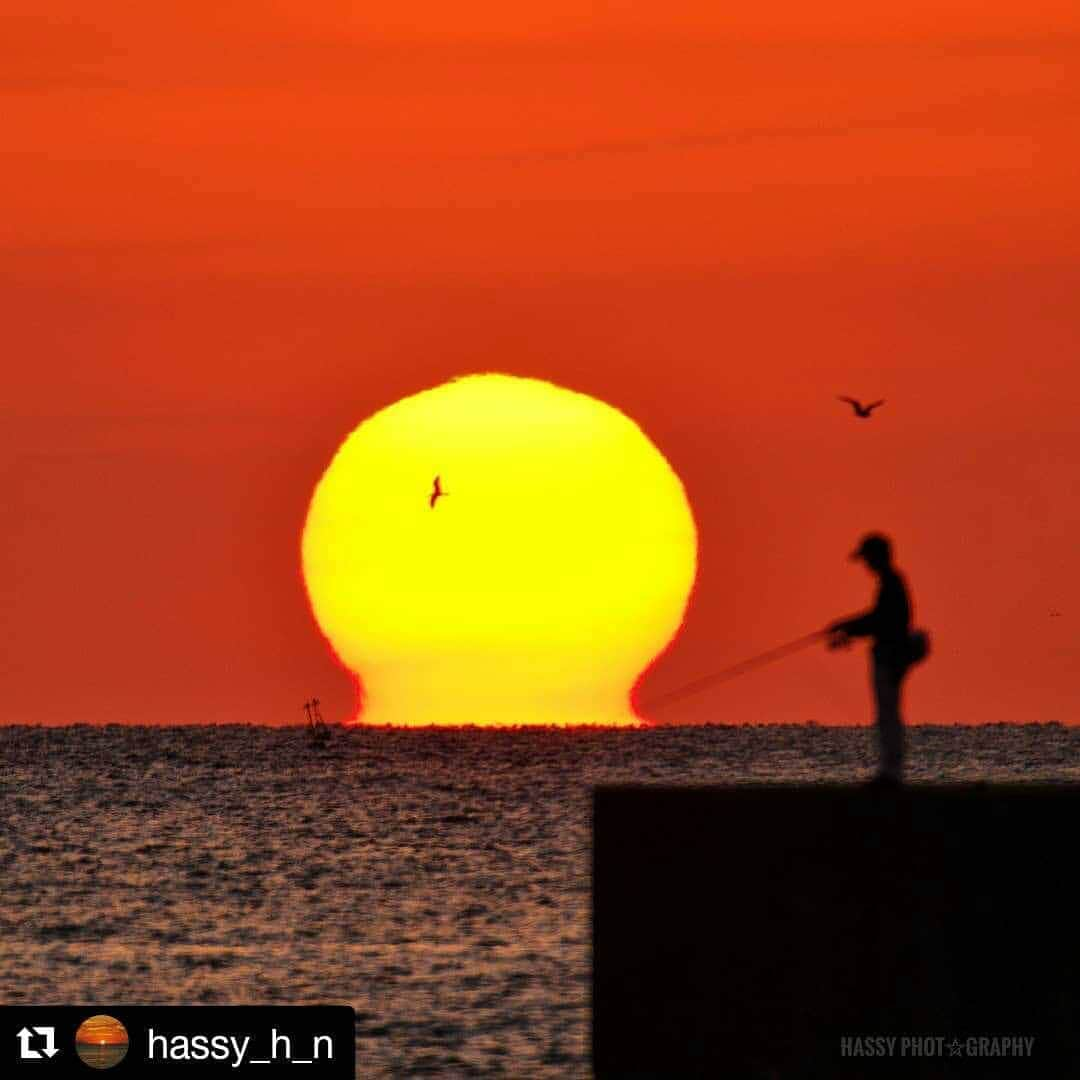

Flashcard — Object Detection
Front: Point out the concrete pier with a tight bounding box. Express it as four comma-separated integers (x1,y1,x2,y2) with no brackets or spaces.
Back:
593,785,1080,1078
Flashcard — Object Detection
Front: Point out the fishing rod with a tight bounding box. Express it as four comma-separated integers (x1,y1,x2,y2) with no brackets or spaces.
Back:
641,630,828,713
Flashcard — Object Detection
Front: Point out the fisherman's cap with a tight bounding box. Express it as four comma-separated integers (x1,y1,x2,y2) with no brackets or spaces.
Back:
850,532,892,562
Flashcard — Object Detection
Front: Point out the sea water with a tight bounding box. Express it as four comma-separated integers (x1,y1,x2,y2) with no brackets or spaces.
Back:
2,723,1078,1077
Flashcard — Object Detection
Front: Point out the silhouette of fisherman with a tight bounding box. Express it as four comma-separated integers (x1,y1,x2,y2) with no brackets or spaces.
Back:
826,533,926,784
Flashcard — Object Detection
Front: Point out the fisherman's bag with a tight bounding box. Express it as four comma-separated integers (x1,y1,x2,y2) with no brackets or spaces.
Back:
906,628,931,666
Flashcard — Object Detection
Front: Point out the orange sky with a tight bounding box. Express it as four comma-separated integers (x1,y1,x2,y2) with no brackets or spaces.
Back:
75,1015,127,1046
3,2,1078,725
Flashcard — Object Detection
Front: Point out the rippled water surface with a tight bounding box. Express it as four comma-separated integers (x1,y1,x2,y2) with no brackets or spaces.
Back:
2,724,1078,1076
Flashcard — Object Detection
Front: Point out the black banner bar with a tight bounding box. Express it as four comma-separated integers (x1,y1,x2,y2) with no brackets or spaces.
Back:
1,1006,354,1079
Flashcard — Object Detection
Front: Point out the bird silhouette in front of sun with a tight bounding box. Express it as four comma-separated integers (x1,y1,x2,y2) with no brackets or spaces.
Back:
838,395,885,419
429,475,448,508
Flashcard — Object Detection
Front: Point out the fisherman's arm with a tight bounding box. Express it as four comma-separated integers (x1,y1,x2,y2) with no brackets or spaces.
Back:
829,611,876,637
825,609,878,648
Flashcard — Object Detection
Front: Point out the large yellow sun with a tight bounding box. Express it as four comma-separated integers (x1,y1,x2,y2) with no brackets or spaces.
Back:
301,374,696,726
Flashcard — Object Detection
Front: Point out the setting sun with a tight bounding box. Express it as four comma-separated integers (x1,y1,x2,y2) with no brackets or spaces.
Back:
75,1015,128,1047
301,374,697,726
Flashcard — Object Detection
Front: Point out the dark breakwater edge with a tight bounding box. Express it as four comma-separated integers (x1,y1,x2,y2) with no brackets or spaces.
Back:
1,723,1078,1077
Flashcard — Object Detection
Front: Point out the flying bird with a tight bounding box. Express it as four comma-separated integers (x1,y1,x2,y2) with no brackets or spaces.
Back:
429,475,447,508
837,396,885,418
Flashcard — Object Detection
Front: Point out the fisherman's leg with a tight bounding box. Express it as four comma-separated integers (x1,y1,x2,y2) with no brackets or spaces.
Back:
873,662,904,780
893,673,907,775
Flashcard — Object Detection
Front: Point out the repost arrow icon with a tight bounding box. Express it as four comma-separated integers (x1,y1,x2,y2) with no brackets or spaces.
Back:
35,1027,59,1057
17,1027,41,1059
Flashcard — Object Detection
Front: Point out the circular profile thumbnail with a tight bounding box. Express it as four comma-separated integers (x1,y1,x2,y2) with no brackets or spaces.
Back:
75,1014,129,1070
